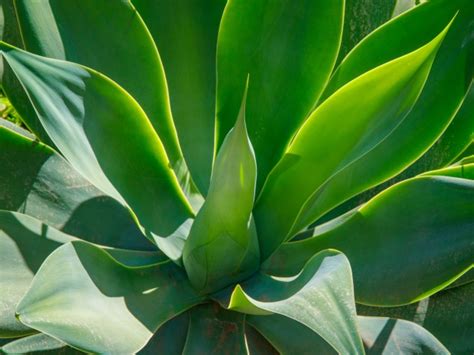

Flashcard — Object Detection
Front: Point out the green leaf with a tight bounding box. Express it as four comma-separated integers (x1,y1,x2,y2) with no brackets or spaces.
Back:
255,21,451,259
132,0,226,194
415,82,474,168
139,312,189,355
325,0,470,98
0,210,165,338
16,241,204,354
183,85,259,294
358,282,474,354
0,43,194,258
1,333,82,354
0,121,153,251
181,303,246,355
358,316,448,354
0,211,74,337
245,323,279,355
215,250,364,354
247,315,335,355
336,0,396,65
264,174,474,306
216,0,344,189
8,0,183,167
321,0,474,186
421,162,474,179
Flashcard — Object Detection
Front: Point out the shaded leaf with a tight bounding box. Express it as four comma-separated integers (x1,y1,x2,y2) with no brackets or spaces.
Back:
245,323,279,355
0,211,165,338
247,314,335,355
358,316,448,354
215,250,364,354
358,282,474,354
216,0,344,189
0,121,153,251
0,43,194,259
9,0,183,166
264,174,474,305
139,312,189,355
16,241,204,354
133,0,227,194
182,303,246,355
337,0,396,65
0,211,74,337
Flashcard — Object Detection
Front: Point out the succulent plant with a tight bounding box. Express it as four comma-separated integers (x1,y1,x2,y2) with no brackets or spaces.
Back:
0,0,473,354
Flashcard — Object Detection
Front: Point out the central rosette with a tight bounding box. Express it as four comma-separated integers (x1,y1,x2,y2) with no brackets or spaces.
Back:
183,85,260,294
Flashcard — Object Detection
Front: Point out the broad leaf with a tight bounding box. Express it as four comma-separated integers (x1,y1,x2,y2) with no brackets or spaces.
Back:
255,22,451,259
264,174,474,305
0,211,165,338
1,333,81,354
0,122,153,251
7,0,183,166
133,0,227,194
0,43,194,259
247,315,335,355
16,241,204,354
139,313,189,355
248,314,449,355
320,0,474,194
216,0,344,189
325,0,471,98
215,250,364,354
358,282,474,354
182,303,246,354
358,316,448,354
183,86,259,293
0,211,74,337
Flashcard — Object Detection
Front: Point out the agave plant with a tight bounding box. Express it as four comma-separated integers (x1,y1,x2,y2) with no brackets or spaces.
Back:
0,0,473,354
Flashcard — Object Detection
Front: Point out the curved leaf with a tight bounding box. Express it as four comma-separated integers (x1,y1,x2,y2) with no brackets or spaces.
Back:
0,211,74,337
0,121,153,251
337,0,396,64
247,315,335,355
0,43,194,258
215,250,364,354
8,0,183,166
183,86,259,294
255,22,451,258
16,241,204,354
1,333,82,354
264,174,474,305
358,282,474,354
0,211,165,338
182,303,246,355
415,81,474,168
325,0,470,98
245,323,279,355
139,312,189,355
358,316,448,354
133,0,227,194
216,0,344,189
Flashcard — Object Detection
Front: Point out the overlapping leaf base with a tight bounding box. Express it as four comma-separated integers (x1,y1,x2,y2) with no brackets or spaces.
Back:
0,0,473,354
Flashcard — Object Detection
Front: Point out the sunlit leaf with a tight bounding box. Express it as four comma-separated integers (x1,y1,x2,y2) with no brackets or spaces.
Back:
217,0,344,189
255,21,451,258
